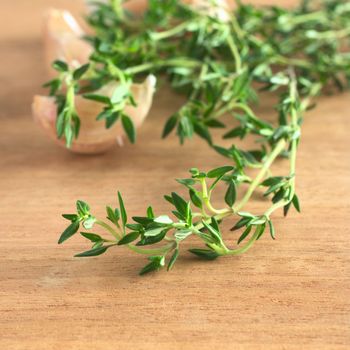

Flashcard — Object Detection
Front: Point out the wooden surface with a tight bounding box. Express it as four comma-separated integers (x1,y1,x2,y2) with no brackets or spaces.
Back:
0,1,349,349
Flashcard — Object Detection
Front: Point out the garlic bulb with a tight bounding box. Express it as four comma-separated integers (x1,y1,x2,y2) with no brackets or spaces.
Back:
34,9,156,154
33,75,156,154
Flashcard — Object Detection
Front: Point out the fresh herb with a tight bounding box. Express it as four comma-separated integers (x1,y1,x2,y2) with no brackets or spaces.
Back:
54,0,350,274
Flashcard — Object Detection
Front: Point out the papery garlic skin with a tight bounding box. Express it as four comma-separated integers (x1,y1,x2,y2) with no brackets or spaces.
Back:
44,9,93,77
33,75,156,154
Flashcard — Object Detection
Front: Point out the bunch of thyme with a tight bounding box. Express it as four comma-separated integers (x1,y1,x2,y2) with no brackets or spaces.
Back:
53,0,350,274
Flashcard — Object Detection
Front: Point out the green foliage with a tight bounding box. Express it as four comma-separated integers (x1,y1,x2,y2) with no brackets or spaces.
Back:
55,0,349,275
46,0,350,149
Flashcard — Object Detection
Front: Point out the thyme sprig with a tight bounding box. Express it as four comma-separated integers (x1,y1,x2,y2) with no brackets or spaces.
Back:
54,0,350,274
58,72,304,274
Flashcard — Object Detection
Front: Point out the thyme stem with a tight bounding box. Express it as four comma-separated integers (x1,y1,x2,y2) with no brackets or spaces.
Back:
234,139,287,213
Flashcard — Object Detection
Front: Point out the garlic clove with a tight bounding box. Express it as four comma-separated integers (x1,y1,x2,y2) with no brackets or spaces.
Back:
33,75,156,154
44,9,93,77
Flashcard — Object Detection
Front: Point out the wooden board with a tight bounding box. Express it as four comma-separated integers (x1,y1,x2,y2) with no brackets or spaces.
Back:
0,1,349,349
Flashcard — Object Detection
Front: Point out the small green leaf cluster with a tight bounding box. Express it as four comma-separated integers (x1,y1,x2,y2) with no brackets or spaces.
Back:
59,200,95,244
43,59,138,145
43,61,90,147
260,175,300,214
84,82,136,142
231,212,269,244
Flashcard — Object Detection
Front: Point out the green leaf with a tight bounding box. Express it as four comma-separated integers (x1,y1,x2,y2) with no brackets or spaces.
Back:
283,202,292,217
80,232,103,242
261,176,284,187
237,211,255,218
162,115,178,138
132,216,153,225
164,195,174,205
106,206,120,225
256,223,266,240
62,214,78,221
210,174,225,193
202,220,221,244
154,215,173,225
225,180,237,207
118,231,140,245
167,249,179,271
176,178,196,187
72,113,80,138
172,211,184,221
189,189,202,209
193,122,212,145
214,145,232,159
52,60,68,72
264,182,284,196
126,223,142,231
207,166,234,178
111,84,129,104
237,226,252,244
223,127,244,139
56,110,66,138
121,114,136,143
189,168,200,176
92,241,103,249
58,221,80,244
147,206,155,219
64,122,74,148
292,194,301,212
139,256,165,275
76,200,90,217
250,216,267,225
230,217,251,231
118,191,127,227
206,119,225,128
186,202,192,226
189,249,219,260
83,94,111,104
96,108,113,121
268,220,275,240
272,189,286,203
179,116,194,139
75,245,111,257
171,192,188,217
73,63,90,80
105,112,120,129
144,227,165,237
174,229,192,241
136,231,166,246
43,78,61,96
240,150,259,165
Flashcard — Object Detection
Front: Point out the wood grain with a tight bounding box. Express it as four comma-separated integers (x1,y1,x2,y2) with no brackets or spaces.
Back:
0,1,349,349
